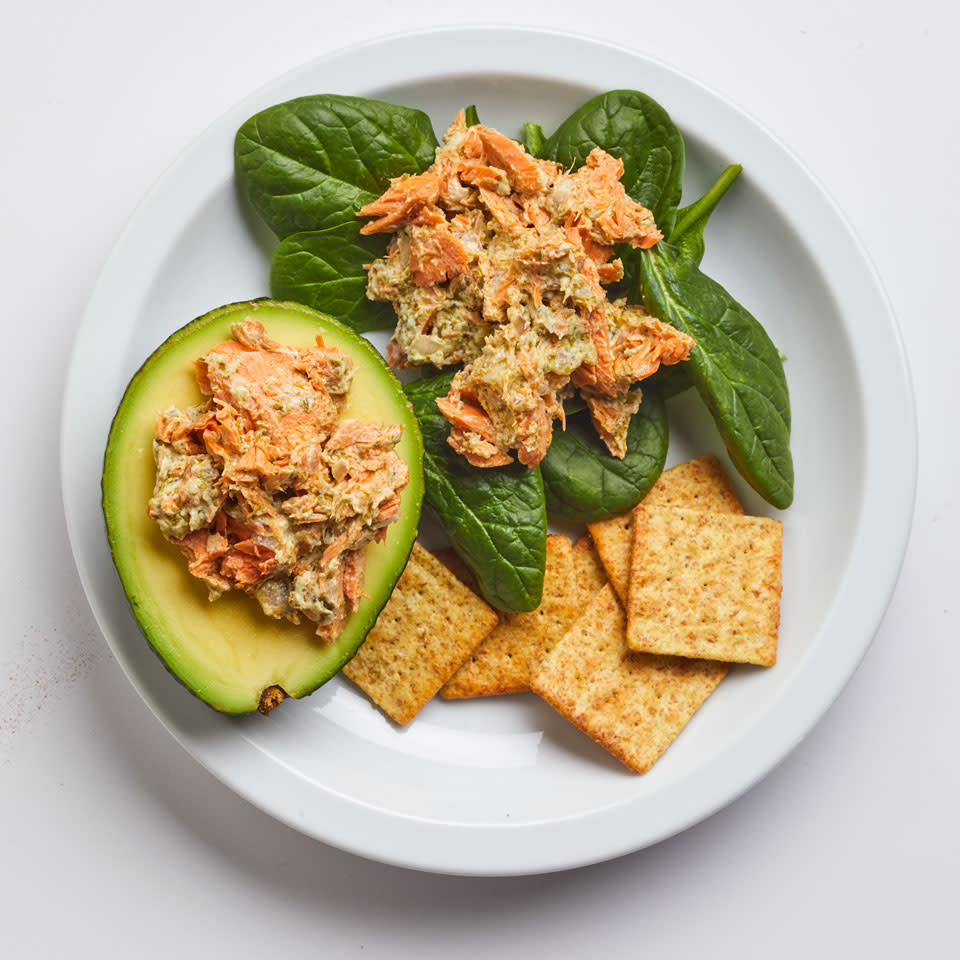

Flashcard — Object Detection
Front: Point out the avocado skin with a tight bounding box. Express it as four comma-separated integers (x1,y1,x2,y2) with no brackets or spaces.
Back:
102,299,423,714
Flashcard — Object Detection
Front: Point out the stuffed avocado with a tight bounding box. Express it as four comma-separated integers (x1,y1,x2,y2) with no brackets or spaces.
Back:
102,300,423,714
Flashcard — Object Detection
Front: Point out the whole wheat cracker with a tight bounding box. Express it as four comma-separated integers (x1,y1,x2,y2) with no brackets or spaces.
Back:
626,506,782,666
440,535,579,698
588,454,743,605
342,542,499,723
586,511,633,608
530,584,728,773
572,534,608,608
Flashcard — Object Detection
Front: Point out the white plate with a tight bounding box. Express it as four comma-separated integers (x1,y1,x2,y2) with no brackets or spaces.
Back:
61,27,915,875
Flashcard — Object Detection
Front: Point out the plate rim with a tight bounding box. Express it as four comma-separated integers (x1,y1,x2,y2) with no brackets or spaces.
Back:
61,24,917,875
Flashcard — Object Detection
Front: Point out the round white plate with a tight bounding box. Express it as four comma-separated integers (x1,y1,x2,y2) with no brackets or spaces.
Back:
62,27,915,875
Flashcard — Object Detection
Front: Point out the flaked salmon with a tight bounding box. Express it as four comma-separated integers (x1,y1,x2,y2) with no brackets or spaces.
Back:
148,319,409,640
360,112,693,466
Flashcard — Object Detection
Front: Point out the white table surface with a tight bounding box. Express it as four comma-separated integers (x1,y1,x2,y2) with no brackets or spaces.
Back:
5,1,957,955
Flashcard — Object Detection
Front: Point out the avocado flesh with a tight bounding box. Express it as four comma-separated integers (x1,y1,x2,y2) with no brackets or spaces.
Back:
102,300,423,714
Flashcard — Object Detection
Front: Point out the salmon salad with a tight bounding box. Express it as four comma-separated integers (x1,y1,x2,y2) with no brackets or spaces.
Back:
359,111,694,467
147,318,409,640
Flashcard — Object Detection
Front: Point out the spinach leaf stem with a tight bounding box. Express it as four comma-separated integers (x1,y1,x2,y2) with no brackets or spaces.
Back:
670,164,742,243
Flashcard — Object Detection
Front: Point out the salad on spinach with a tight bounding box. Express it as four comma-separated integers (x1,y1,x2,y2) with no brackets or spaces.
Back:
235,90,793,611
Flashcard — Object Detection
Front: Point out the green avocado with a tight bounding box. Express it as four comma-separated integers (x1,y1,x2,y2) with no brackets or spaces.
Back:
102,299,424,714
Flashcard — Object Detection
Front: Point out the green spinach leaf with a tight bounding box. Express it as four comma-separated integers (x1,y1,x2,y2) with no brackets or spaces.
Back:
539,89,686,235
270,222,394,333
522,122,546,157
464,104,481,127
541,391,668,521
669,164,742,264
640,242,793,508
404,373,547,612
637,164,742,400
646,362,693,399
235,94,439,239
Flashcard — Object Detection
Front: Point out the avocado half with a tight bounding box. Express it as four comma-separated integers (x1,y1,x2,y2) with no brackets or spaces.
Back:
102,299,424,714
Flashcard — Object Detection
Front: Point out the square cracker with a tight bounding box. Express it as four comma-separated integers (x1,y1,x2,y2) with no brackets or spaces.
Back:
586,511,633,608
530,584,728,773
440,535,579,698
342,542,499,724
627,506,782,666
572,534,608,608
588,455,743,605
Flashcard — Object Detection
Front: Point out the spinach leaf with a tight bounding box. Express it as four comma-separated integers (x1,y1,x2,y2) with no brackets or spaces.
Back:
235,94,439,238
539,89,686,235
640,242,793,508
637,165,743,400
404,373,546,612
669,164,743,264
270,222,394,333
646,362,693,399
464,104,481,127
541,391,668,521
522,122,546,157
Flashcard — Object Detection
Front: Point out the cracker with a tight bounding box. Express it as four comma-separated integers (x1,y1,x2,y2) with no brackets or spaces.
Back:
530,585,728,773
586,510,633,608
627,506,782,666
572,534,608,608
588,455,743,604
643,454,744,515
440,535,579,698
342,542,499,723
